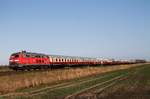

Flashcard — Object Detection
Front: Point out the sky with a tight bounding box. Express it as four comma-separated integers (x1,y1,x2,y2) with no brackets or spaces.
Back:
0,0,150,64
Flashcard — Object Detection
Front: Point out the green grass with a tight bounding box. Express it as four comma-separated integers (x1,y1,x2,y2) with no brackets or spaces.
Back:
96,64,150,99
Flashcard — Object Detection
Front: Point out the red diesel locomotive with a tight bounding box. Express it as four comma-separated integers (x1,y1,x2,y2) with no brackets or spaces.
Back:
9,51,145,71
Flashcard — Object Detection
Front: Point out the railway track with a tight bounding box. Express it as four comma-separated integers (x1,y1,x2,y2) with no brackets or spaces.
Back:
0,67,61,77
0,66,94,77
0,65,121,77
0,70,17,76
0,70,39,77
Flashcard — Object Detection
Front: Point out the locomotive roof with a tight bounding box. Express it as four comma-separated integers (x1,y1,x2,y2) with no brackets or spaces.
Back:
18,51,97,60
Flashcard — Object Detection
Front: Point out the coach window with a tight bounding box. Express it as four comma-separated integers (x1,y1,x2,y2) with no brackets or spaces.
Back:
56,59,58,62
36,55,39,58
31,55,35,58
59,59,61,62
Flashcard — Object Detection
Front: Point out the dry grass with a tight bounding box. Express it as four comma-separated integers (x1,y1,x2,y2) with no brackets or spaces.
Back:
0,64,144,94
0,66,10,72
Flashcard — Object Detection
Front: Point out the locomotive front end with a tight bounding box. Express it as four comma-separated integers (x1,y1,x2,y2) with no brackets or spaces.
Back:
9,53,20,70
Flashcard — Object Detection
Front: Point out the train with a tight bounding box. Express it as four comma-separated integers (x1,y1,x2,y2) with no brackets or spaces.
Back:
9,51,146,71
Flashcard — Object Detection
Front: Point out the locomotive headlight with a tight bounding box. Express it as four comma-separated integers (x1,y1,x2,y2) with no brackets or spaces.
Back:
14,59,19,62
9,60,13,62
9,59,19,62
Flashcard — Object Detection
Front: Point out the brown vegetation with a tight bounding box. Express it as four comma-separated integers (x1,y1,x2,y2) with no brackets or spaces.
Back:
0,64,144,94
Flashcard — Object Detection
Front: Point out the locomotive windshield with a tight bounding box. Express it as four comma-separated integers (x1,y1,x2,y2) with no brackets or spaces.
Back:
11,54,19,58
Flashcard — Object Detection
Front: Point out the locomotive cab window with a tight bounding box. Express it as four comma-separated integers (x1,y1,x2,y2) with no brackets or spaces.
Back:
12,54,19,58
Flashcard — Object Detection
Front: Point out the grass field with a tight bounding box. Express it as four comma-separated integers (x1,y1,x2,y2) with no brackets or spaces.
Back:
96,64,150,99
0,63,149,99
0,66,10,72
